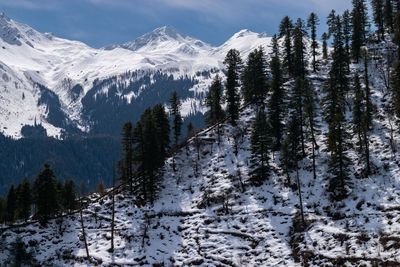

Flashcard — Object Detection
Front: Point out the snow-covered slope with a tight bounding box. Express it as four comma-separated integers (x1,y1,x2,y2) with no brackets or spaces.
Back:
0,13,273,138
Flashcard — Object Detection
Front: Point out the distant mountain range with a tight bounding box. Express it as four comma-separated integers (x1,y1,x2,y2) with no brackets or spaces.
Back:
0,12,272,138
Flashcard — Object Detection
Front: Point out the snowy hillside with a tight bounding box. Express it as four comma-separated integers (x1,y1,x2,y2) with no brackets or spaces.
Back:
0,13,272,138
2,36,400,266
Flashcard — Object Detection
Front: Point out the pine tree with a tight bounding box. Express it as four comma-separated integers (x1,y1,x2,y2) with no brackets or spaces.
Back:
342,10,352,69
6,185,16,223
394,10,400,47
327,10,337,38
268,35,285,151
241,47,268,104
304,79,319,180
0,197,5,224
292,18,308,79
205,75,225,126
279,16,294,76
384,0,394,32
169,91,182,146
353,74,364,153
121,122,134,193
16,179,31,221
322,32,329,59
152,104,170,158
249,109,272,185
352,0,368,62
371,0,385,39
186,122,194,138
391,57,400,117
307,12,320,72
223,49,243,125
324,18,352,200
33,164,60,223
63,180,77,212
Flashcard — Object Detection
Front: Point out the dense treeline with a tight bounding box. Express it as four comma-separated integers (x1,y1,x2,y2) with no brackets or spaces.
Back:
0,164,77,224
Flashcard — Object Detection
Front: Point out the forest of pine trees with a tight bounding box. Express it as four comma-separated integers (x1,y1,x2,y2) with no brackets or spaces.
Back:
1,0,400,234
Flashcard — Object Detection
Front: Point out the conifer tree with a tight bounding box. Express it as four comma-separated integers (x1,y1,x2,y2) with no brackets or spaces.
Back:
16,179,31,221
279,16,294,76
33,164,60,223
121,122,134,193
384,0,394,32
249,109,272,185
394,10,400,47
63,180,77,212
391,57,400,117
292,18,308,79
371,0,385,39
169,91,182,146
307,12,320,72
205,75,225,126
241,47,268,104
186,122,194,138
6,185,16,223
322,32,329,59
223,49,243,125
342,10,352,69
304,79,319,180
324,19,352,200
327,10,337,38
268,35,285,151
152,104,170,158
352,0,368,62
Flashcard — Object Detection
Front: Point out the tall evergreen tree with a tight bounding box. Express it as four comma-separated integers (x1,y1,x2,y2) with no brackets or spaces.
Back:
63,180,77,212
0,197,5,224
6,185,16,223
342,10,352,69
384,0,394,32
268,35,285,151
169,91,182,146
394,10,400,47
16,179,31,221
324,18,352,200
322,32,329,59
307,12,320,72
279,16,294,76
249,109,272,185
121,122,134,193
152,104,170,158
292,18,308,79
205,75,225,126
241,47,268,104
371,0,385,39
33,164,60,223
352,0,369,62
327,10,338,38
223,49,243,125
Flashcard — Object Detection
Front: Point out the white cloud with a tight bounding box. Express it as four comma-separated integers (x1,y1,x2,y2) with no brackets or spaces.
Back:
0,0,62,10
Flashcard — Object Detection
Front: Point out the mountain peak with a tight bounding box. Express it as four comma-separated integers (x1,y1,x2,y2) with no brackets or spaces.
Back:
151,25,185,39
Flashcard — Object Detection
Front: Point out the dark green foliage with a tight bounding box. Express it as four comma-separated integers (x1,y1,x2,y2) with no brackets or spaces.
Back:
279,16,294,76
307,12,320,72
16,179,31,222
33,164,60,223
327,10,337,38
205,75,225,126
371,0,385,39
384,0,394,32
322,32,329,59
6,185,16,223
391,59,400,117
241,47,268,104
352,0,369,61
152,104,170,158
170,91,183,146
342,10,352,68
249,109,272,185
0,134,120,196
120,122,134,192
292,18,308,79
394,10,400,47
323,18,352,200
268,35,285,151
186,122,194,138
223,49,243,125
62,180,77,212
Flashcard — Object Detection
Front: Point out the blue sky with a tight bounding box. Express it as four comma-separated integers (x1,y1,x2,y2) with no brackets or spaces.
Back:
0,0,351,48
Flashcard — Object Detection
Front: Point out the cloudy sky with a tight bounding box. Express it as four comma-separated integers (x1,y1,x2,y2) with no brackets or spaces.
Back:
0,0,351,47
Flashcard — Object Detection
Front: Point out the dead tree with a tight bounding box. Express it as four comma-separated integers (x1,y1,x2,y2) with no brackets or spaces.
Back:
79,187,90,261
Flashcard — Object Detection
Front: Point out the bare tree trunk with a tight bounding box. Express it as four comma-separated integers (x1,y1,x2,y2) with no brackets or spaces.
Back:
296,164,305,228
80,201,90,261
110,166,116,252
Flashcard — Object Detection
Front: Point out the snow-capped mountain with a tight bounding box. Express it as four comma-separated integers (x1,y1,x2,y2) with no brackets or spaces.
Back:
0,12,272,138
